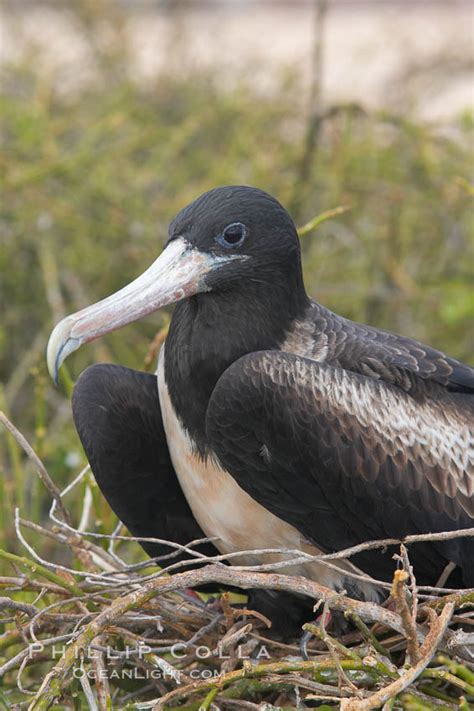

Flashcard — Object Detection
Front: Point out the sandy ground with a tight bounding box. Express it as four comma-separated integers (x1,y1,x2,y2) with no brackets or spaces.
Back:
1,1,473,119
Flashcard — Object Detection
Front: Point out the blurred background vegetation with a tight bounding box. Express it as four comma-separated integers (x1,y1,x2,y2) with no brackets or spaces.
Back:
1,0,473,561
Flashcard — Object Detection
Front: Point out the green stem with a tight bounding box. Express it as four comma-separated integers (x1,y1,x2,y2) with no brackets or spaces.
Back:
297,204,351,236
303,621,361,663
344,610,392,659
421,669,474,696
0,548,82,596
198,687,219,711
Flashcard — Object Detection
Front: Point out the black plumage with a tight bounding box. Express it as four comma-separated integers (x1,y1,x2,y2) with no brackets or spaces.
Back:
47,185,474,626
71,364,217,561
206,349,473,589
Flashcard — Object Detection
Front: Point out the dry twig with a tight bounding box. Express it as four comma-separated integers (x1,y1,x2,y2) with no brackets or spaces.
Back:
0,416,471,710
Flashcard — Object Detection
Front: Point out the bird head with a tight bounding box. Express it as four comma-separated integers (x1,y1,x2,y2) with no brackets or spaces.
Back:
47,185,305,383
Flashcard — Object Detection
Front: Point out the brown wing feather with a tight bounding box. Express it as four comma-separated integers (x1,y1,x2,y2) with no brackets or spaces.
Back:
281,301,474,394
206,351,474,587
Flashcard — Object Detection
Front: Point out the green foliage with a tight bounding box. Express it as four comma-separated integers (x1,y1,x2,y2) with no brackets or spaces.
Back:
1,43,473,555
0,7,473,706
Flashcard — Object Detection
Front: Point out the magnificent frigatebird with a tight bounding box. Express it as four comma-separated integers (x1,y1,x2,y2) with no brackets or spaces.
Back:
47,186,474,619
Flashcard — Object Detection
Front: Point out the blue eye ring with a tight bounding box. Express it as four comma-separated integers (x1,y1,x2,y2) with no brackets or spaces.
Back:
215,222,247,249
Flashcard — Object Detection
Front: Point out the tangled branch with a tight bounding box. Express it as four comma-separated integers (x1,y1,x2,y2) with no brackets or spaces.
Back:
1,412,473,710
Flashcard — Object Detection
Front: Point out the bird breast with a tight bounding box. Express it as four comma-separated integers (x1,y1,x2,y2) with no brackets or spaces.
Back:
156,345,379,599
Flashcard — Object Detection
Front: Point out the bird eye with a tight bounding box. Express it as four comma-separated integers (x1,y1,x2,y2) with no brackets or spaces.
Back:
216,222,246,248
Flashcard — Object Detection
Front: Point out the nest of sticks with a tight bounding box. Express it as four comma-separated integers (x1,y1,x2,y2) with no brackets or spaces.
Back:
0,412,473,710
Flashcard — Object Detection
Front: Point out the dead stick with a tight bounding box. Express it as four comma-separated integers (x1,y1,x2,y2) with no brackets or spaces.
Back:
391,569,420,664
0,412,71,524
339,603,454,710
27,564,412,710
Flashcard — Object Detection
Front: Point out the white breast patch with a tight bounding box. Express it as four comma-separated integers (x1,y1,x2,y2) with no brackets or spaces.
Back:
156,346,378,598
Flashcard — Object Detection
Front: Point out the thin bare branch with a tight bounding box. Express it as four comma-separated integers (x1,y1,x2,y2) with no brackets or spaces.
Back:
340,604,455,710
0,411,71,524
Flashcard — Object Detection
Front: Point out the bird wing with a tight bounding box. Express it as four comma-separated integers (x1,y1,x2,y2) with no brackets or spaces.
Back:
206,351,474,587
338,320,474,394
293,302,474,395
72,364,218,561
72,363,315,631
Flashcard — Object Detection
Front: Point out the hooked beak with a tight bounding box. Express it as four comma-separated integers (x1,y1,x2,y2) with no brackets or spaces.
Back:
47,237,238,383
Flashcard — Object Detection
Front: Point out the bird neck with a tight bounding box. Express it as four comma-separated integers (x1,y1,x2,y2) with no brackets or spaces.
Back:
164,281,309,453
